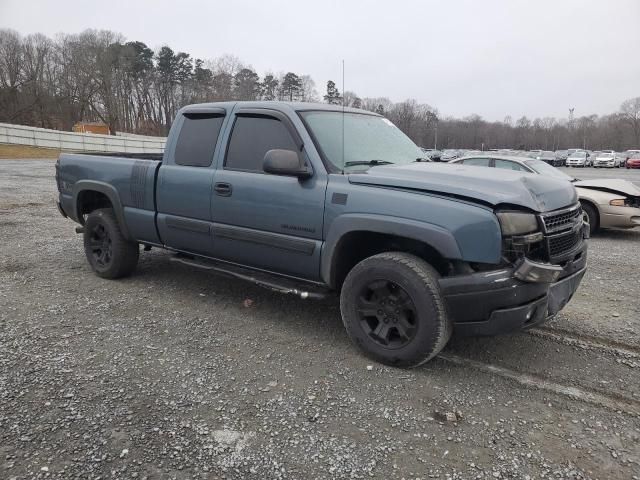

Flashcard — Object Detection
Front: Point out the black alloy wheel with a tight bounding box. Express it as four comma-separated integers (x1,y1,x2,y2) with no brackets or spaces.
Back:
356,279,418,349
88,223,113,268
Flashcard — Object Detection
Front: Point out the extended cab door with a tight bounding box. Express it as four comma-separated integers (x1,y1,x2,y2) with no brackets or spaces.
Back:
156,108,227,256
210,108,327,280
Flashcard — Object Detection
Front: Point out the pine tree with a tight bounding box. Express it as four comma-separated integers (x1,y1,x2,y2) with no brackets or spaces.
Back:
234,68,260,100
323,80,342,105
280,72,302,101
260,74,279,101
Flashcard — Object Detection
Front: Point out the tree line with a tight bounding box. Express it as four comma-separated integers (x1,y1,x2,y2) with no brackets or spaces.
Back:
1,28,639,150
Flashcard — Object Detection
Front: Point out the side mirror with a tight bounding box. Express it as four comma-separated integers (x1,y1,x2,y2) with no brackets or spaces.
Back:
263,149,312,178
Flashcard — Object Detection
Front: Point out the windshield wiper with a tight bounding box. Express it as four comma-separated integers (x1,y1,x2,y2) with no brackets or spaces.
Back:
343,160,394,167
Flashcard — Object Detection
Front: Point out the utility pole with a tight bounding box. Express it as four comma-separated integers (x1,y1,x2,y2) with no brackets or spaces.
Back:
434,121,438,150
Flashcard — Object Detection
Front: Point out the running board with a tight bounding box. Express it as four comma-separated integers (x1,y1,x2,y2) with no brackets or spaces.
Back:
170,254,331,299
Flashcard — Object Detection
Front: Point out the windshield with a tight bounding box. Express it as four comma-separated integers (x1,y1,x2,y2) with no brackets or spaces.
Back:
524,160,574,180
300,111,423,171
598,153,614,157
569,152,586,158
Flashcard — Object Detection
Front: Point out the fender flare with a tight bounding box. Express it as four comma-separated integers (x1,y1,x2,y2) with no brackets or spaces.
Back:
72,180,131,240
320,213,463,287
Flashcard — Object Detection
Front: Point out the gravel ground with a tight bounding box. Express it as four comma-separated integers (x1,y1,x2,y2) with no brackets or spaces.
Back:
1,160,639,480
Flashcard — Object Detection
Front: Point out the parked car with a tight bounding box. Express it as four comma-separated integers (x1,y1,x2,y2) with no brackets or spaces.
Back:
555,150,568,166
451,154,640,234
626,152,640,169
55,101,587,367
534,150,559,166
440,149,460,161
615,151,628,167
420,148,442,161
593,152,622,168
566,150,589,167
623,150,640,167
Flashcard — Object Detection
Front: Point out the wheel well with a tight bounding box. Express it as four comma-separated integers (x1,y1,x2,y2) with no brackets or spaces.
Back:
77,190,113,221
331,231,449,290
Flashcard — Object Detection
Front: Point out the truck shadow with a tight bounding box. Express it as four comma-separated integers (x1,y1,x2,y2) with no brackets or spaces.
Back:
134,250,560,372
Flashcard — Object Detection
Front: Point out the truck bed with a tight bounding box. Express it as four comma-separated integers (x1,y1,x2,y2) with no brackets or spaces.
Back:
86,151,164,161
56,152,163,245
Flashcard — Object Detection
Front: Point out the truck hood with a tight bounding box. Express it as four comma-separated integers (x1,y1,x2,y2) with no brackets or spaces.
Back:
347,162,577,212
574,178,640,196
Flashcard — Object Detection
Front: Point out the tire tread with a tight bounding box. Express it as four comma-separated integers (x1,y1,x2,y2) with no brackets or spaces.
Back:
84,208,139,279
340,251,452,368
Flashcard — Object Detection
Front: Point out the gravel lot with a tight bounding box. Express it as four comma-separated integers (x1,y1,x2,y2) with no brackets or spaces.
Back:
1,160,639,480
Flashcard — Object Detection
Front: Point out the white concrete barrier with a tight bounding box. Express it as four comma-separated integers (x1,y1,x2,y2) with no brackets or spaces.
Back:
0,122,166,153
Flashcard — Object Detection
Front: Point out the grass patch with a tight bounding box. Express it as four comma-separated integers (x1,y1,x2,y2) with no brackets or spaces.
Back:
0,143,61,159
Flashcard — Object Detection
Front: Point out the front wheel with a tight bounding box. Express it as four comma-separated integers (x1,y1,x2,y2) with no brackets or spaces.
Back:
83,208,139,279
339,252,451,368
581,202,599,235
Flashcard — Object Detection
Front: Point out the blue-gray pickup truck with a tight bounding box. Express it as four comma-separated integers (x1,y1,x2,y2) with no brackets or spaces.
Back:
56,101,588,367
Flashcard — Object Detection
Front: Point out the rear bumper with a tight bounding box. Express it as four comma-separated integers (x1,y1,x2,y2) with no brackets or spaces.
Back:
56,200,68,218
440,242,587,336
57,193,78,222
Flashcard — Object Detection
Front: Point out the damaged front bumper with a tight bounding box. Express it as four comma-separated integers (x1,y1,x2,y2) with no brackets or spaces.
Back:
439,241,588,336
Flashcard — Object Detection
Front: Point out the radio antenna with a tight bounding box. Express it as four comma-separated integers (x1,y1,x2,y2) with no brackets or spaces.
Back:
341,59,345,173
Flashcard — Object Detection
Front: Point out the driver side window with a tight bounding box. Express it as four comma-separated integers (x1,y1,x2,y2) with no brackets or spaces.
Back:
225,116,297,172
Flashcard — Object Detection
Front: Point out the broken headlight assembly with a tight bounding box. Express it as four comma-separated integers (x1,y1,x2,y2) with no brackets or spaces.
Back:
496,210,545,262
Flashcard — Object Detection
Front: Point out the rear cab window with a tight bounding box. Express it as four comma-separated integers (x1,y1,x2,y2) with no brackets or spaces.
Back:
175,113,225,167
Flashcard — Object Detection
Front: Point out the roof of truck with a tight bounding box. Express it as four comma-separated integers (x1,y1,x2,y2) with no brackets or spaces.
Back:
181,101,377,116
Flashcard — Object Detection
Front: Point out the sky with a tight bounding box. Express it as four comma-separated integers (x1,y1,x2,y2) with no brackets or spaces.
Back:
1,0,639,121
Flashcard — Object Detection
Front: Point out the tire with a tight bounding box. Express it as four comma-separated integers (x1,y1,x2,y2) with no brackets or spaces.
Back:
83,208,139,279
581,202,599,235
339,252,451,368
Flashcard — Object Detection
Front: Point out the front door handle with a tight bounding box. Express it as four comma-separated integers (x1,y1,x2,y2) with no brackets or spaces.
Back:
214,182,232,197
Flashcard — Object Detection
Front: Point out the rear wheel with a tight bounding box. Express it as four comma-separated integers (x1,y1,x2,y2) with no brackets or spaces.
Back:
339,252,451,368
83,208,139,279
581,202,599,235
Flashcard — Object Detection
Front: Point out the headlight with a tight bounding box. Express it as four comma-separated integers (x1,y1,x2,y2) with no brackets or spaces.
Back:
496,211,539,236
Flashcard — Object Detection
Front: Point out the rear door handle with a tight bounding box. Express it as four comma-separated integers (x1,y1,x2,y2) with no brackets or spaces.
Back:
214,182,232,196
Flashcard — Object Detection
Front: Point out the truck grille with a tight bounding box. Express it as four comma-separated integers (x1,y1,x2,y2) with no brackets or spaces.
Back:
539,204,584,261
548,229,582,258
541,204,582,233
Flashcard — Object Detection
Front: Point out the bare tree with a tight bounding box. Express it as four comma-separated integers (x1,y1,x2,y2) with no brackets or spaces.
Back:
0,27,638,149
620,97,640,146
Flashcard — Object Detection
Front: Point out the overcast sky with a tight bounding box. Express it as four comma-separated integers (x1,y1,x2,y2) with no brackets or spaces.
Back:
2,0,639,121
